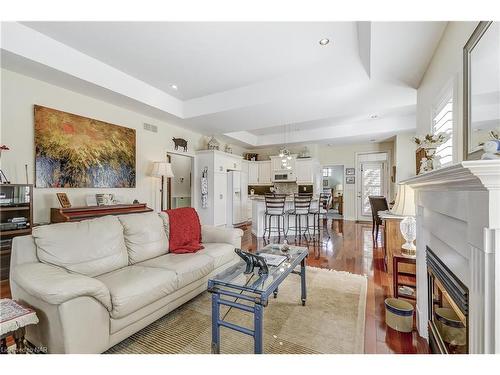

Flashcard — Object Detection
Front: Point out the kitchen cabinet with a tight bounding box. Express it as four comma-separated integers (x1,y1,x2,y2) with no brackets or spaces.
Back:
215,153,241,173
271,157,282,171
258,161,272,184
296,159,314,183
213,172,227,226
247,161,271,185
248,162,259,184
270,155,296,172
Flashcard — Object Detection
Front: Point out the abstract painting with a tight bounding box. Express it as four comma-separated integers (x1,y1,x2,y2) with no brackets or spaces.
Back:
35,105,136,188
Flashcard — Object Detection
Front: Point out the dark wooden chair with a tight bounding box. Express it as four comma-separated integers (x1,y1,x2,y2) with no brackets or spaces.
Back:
368,196,389,241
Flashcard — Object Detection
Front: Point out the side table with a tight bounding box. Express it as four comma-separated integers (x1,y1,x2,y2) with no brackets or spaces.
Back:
0,299,39,354
392,255,416,301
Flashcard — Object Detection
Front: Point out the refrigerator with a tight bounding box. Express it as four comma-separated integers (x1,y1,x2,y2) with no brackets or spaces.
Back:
226,171,243,226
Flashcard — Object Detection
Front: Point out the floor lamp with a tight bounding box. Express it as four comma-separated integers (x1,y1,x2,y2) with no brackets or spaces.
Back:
151,161,174,211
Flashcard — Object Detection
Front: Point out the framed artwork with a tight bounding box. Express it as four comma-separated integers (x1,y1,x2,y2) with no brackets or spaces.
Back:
345,168,355,175
56,193,71,208
346,176,355,184
35,105,136,188
323,179,329,187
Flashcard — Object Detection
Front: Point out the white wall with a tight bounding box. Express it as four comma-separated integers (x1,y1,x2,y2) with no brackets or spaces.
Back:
0,69,207,223
317,141,395,221
417,22,478,163
394,131,417,182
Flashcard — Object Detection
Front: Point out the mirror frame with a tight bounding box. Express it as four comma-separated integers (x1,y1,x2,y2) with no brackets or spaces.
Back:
463,21,494,160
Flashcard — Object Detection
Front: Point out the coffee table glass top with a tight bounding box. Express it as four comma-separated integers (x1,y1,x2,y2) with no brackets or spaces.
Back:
209,244,308,295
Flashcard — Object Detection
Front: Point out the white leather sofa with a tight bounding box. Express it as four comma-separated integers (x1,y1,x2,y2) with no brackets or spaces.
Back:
9,212,243,353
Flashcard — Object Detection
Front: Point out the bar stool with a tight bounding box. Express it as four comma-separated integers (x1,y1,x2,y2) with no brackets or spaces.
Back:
286,194,312,243
310,192,332,241
263,194,286,240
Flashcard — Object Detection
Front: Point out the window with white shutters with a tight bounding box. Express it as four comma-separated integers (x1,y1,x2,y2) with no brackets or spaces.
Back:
432,91,453,167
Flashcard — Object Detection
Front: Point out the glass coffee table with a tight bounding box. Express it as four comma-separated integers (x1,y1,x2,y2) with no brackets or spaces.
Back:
207,244,308,354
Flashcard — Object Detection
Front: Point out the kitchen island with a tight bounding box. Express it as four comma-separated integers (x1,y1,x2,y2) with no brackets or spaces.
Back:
250,195,319,237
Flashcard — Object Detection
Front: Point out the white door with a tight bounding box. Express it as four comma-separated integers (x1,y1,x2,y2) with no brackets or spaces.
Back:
358,161,386,221
248,163,259,184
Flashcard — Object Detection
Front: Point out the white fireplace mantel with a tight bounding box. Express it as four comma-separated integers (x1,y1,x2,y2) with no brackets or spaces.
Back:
401,160,500,354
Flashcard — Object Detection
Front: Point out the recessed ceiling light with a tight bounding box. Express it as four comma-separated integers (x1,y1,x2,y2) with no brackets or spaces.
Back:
370,114,378,119
319,38,330,46
170,84,178,90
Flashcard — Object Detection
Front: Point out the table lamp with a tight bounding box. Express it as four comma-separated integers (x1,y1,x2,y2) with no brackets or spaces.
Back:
335,184,343,196
391,184,416,257
151,161,174,211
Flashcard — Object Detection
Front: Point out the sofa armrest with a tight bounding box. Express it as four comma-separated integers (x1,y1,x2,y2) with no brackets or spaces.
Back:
12,263,112,311
202,225,243,248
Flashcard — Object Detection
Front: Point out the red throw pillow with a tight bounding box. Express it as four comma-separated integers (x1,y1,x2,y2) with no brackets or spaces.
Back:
164,207,204,254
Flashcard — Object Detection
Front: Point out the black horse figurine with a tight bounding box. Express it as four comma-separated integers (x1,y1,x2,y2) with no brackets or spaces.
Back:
235,249,269,275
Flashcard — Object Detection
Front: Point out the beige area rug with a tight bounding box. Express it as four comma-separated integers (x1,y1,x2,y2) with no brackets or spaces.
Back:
105,267,367,354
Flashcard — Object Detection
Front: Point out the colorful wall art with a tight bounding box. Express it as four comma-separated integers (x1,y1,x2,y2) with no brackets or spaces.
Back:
34,105,136,188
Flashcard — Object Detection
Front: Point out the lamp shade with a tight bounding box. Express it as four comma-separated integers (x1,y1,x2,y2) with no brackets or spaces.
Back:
335,184,343,191
391,184,415,216
151,161,174,178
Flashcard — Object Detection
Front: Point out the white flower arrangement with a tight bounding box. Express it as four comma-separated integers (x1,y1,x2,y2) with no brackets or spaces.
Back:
413,132,450,149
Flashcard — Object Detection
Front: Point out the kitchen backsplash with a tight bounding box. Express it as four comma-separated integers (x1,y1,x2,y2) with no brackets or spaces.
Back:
248,185,274,195
274,182,299,195
248,183,313,196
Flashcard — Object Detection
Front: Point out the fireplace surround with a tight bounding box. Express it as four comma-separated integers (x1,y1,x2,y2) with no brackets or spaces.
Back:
403,160,500,354
427,246,469,353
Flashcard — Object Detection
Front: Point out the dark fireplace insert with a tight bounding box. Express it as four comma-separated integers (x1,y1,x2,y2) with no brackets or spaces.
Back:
427,246,469,354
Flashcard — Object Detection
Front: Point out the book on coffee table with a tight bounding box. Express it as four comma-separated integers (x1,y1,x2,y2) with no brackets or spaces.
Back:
258,253,287,267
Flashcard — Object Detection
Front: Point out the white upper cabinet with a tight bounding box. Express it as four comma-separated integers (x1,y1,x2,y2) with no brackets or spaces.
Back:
270,155,296,171
214,153,241,172
295,158,314,184
258,161,272,185
271,156,283,171
248,162,259,184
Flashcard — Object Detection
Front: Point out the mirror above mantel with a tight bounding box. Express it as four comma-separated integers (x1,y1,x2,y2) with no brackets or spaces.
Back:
463,21,500,160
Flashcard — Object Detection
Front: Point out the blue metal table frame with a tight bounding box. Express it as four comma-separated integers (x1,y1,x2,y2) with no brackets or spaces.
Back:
207,248,308,354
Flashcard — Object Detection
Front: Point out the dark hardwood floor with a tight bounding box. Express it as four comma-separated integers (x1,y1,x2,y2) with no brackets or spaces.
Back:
1,218,428,354
239,219,429,354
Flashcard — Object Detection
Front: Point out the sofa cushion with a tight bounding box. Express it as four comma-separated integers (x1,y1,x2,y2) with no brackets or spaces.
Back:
96,265,177,319
139,253,214,289
117,212,168,264
33,216,128,277
198,243,237,269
